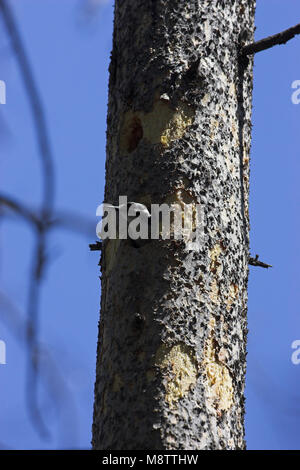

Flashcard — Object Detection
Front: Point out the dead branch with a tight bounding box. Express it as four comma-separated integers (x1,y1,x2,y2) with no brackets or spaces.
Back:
242,22,300,56
249,254,272,269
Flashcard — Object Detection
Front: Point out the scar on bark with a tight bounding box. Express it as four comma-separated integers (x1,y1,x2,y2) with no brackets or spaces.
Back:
154,343,198,409
119,101,195,155
203,319,234,413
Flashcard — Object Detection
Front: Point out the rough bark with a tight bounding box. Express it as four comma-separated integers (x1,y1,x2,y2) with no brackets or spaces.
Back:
92,0,256,450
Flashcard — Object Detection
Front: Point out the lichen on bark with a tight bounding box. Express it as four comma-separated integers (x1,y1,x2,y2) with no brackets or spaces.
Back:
92,0,256,450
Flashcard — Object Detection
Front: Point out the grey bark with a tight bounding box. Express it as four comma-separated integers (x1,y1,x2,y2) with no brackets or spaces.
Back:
92,0,256,450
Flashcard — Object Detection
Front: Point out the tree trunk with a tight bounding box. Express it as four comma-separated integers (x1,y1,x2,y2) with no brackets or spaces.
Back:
92,0,256,450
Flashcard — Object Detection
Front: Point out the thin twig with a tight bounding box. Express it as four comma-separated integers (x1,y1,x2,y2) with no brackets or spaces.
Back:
0,192,95,237
0,191,93,437
0,192,41,228
25,231,50,438
0,0,93,442
0,0,55,215
242,22,300,56
0,0,55,438
51,210,95,237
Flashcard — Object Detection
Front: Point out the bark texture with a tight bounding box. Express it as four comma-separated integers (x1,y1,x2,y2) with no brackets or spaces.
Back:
93,0,256,450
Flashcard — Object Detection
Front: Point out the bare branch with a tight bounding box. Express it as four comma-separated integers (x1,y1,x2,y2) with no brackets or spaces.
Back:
0,192,93,437
89,240,102,251
242,22,300,56
0,192,95,237
0,0,55,215
51,210,95,237
0,0,93,442
0,0,55,438
249,254,272,269
25,230,51,438
0,200,94,246
0,192,41,228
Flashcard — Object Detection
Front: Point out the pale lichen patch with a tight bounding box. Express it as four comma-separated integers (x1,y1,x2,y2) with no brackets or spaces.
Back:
201,93,210,106
203,325,234,412
217,347,228,364
158,104,194,148
209,243,224,275
155,343,198,409
210,278,220,305
160,189,199,241
203,20,212,41
226,283,239,312
210,118,219,141
229,82,237,99
231,120,239,148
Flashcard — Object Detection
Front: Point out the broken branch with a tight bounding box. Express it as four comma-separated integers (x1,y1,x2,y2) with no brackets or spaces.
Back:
249,254,272,269
242,22,300,56
89,241,102,251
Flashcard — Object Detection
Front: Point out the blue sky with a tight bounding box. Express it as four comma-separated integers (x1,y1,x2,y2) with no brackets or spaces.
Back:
0,0,300,450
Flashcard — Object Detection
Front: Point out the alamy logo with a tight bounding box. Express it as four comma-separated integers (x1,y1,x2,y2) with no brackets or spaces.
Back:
96,196,205,250
0,80,6,104
291,340,300,365
291,80,300,104
0,340,6,365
